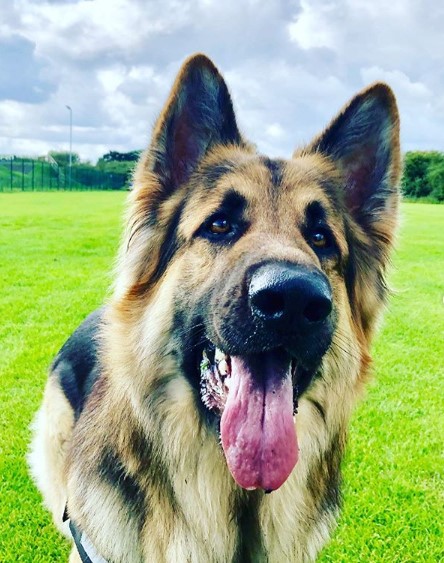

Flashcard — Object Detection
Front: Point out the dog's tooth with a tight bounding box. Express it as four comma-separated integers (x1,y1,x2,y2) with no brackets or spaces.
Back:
218,359,229,376
215,347,224,363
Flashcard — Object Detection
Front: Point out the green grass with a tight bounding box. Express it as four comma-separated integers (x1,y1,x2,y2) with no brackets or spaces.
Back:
0,192,124,561
319,203,444,561
0,194,442,561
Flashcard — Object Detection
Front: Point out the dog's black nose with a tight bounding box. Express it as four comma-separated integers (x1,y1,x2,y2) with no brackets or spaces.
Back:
249,263,332,328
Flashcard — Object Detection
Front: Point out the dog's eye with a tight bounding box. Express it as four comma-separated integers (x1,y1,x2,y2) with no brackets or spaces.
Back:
207,215,232,235
310,228,331,249
197,211,245,243
311,231,327,247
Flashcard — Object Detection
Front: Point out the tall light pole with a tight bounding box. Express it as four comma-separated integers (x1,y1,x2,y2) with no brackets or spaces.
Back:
66,105,72,189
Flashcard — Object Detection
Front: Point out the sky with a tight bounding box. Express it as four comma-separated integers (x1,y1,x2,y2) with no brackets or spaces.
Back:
0,0,443,163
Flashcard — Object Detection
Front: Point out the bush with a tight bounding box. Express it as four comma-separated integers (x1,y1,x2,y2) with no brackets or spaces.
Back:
427,161,444,201
402,151,444,199
100,150,141,163
49,151,80,167
71,163,128,190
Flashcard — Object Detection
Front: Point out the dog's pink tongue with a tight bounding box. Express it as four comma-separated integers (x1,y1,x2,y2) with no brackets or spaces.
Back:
220,352,298,491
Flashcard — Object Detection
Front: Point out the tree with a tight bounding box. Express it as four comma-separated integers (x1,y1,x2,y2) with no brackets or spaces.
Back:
49,151,80,166
96,151,139,187
99,150,142,163
427,161,444,201
402,151,443,198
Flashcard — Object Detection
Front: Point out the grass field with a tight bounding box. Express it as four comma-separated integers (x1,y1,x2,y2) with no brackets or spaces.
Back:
0,193,442,562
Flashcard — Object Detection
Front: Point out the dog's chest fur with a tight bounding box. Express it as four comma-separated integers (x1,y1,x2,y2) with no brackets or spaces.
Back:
67,377,343,563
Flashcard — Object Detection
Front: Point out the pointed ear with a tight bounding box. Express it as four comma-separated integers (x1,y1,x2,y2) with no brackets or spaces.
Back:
144,53,242,193
304,83,401,226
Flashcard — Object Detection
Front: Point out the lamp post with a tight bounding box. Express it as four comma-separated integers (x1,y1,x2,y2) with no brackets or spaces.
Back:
66,105,72,189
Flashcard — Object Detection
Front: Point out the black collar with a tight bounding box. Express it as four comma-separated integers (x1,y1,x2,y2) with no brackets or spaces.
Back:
64,508,108,563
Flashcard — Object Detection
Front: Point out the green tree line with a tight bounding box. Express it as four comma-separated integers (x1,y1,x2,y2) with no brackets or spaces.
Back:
49,149,444,200
402,151,444,201
49,150,142,189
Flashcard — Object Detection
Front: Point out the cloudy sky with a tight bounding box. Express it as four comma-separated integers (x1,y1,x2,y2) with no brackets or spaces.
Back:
1,0,443,163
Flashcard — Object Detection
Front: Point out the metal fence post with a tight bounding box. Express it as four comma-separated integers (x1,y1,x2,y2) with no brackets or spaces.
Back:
32,160,35,190
10,157,13,191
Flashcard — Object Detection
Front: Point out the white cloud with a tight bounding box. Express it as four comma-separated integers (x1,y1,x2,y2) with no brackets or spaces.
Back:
97,66,127,94
360,67,430,99
288,0,338,50
0,0,443,161
266,123,286,139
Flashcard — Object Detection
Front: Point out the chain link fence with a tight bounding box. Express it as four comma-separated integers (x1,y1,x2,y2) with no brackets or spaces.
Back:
0,156,129,191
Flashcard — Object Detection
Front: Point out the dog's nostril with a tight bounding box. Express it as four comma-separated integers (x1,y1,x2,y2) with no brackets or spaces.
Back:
303,297,332,323
252,290,285,318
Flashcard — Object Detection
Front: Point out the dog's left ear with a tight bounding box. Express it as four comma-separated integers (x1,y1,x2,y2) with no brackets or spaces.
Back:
144,53,242,194
303,83,401,232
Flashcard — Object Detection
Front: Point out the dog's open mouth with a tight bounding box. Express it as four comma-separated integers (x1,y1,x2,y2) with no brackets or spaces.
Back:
199,342,299,492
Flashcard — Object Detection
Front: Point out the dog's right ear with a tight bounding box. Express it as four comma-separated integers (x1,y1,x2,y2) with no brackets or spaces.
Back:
141,53,242,195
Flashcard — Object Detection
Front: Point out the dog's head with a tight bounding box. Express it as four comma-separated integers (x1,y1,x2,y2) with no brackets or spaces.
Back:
112,54,400,492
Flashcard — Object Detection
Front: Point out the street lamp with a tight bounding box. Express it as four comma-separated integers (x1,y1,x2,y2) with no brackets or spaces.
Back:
66,105,72,189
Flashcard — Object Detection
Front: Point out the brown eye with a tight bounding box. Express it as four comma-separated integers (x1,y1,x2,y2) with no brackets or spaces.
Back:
311,230,328,248
208,217,231,235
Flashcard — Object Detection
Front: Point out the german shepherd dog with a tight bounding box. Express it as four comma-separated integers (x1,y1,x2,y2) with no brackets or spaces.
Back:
29,54,400,562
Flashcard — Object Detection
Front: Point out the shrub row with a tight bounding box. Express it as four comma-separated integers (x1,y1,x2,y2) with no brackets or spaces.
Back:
402,151,444,201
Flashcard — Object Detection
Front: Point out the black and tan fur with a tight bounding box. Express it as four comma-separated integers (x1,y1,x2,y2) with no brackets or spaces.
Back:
29,54,401,562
